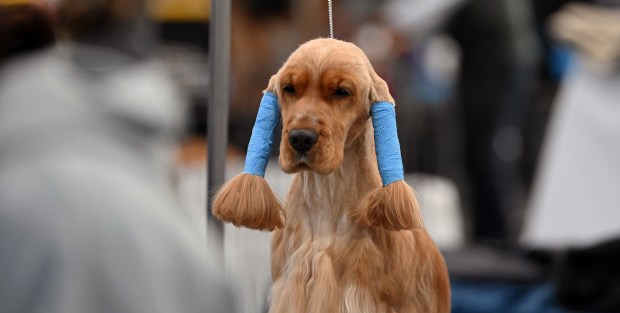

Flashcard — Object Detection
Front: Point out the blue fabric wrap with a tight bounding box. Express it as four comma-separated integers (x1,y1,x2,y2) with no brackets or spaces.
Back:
242,92,280,177
371,102,405,186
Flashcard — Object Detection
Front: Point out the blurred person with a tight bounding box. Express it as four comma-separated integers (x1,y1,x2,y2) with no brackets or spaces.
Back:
0,0,56,64
523,0,620,256
447,0,539,243
0,0,236,312
522,2,620,311
384,0,539,244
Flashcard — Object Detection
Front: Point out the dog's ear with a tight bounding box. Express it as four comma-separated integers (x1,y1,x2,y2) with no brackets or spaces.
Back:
212,90,285,231
353,181,423,231
265,74,279,94
353,89,423,231
368,71,395,105
213,174,284,231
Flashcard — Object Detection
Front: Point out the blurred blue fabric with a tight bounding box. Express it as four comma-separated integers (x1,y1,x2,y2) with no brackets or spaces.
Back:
451,280,568,313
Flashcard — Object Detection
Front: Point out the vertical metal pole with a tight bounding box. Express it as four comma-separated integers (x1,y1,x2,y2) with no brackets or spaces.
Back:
207,0,230,259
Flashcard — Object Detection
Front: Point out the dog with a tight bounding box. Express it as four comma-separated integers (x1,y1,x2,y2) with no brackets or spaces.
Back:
213,38,450,313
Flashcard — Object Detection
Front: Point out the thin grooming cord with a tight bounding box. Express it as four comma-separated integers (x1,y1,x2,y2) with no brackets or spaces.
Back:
328,0,334,38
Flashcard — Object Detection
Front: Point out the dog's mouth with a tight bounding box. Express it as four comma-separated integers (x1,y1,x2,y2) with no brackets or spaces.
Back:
293,152,312,169
280,152,313,173
284,149,340,175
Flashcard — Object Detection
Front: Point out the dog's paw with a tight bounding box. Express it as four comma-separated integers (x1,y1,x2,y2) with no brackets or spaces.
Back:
352,180,423,231
212,173,285,231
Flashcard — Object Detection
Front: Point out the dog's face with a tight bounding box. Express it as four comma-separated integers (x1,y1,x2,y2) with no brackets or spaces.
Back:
268,38,394,175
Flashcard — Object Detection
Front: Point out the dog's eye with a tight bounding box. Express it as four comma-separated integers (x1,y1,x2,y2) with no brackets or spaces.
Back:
334,87,351,97
283,84,296,94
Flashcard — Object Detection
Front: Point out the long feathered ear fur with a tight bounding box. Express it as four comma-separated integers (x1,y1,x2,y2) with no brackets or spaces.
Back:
212,76,284,231
354,71,423,231
353,181,423,230
212,173,285,231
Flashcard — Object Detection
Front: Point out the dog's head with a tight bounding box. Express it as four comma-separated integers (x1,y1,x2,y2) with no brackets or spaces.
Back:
214,38,421,232
266,38,394,175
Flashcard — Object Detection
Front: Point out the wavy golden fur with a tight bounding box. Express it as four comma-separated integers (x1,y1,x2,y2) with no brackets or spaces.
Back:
213,174,284,231
214,38,450,312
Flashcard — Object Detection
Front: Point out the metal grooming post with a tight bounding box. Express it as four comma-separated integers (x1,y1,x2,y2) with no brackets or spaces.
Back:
207,0,230,257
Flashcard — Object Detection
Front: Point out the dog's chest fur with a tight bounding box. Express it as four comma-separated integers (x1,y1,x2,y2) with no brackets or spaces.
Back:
269,172,401,313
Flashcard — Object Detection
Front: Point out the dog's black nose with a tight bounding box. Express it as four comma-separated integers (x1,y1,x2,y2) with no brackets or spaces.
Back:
289,129,318,153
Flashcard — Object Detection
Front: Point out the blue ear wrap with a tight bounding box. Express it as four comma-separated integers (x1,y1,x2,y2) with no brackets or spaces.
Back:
212,91,284,231
371,101,405,186
243,92,280,177
354,101,421,231
242,96,404,183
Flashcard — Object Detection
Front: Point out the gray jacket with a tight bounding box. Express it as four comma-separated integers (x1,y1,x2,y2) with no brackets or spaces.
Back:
0,45,236,313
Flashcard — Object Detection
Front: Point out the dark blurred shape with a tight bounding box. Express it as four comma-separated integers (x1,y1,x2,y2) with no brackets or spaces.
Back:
445,245,551,283
159,22,209,52
152,0,210,52
57,0,143,37
236,0,291,18
57,0,155,59
556,238,620,311
0,0,55,63
448,0,538,243
446,243,565,313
